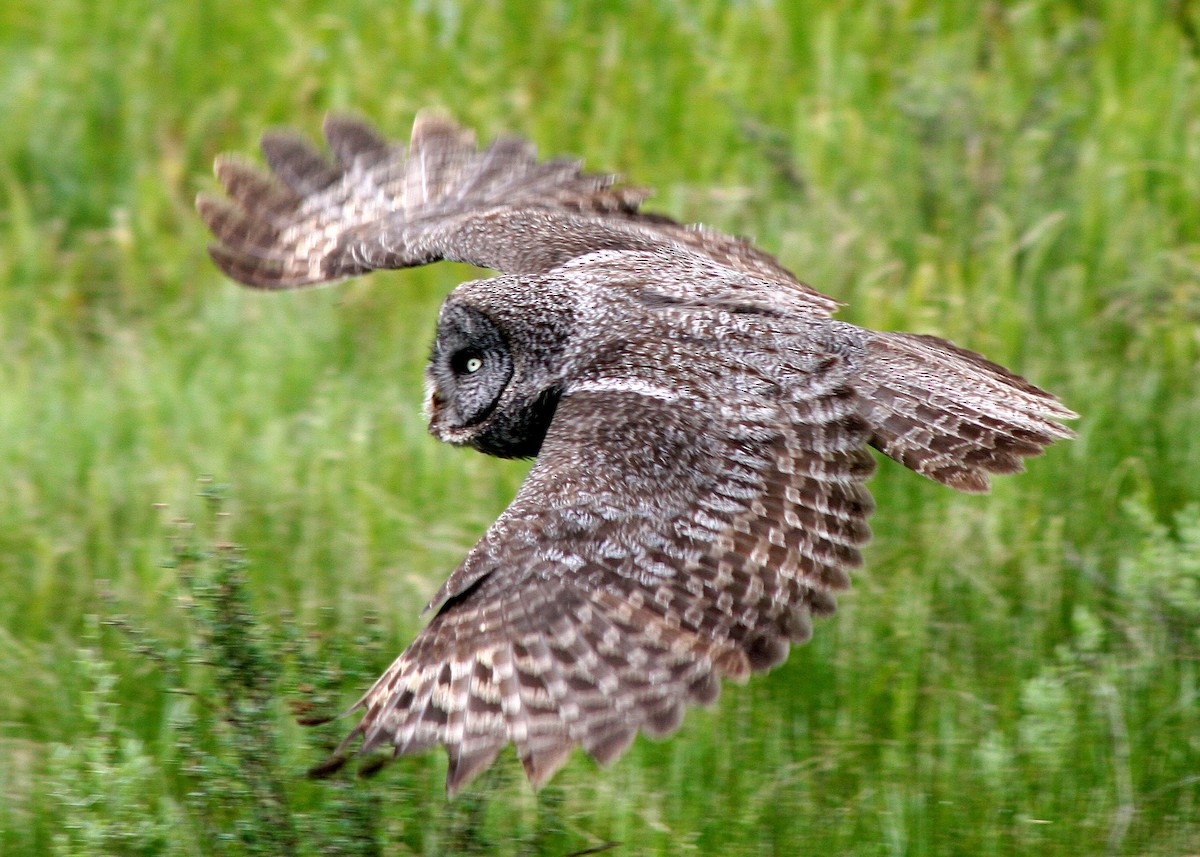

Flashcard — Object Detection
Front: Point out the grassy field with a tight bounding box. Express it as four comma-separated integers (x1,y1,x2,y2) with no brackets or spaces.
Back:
1,0,1198,853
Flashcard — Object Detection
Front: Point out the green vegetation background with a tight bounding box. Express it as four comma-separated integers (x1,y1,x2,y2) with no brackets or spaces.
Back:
1,0,1197,854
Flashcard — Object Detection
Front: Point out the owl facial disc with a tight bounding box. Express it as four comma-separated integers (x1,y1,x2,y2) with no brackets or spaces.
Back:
427,303,514,431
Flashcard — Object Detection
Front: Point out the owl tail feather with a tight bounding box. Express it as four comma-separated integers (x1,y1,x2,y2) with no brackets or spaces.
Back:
854,331,1076,493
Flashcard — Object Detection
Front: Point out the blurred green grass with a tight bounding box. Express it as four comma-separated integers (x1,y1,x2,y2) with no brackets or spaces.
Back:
0,0,1197,854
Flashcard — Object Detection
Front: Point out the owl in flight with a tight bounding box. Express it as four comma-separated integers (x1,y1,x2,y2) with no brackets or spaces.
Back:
198,113,1075,794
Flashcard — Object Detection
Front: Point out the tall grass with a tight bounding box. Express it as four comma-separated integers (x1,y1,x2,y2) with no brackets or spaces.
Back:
1,0,1197,853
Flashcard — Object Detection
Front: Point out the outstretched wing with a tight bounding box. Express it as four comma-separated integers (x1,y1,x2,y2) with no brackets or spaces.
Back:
339,363,875,794
196,113,836,311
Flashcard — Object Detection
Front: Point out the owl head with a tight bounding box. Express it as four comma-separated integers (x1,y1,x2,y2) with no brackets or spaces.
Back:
424,277,577,459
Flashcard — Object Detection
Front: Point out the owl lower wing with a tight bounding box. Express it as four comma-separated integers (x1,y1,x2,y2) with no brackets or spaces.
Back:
196,114,834,310
342,379,875,795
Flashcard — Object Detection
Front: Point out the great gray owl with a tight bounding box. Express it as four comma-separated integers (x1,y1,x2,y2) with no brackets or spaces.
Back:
197,113,1076,794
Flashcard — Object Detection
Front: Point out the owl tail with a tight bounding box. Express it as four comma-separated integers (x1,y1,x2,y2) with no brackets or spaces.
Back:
853,330,1077,493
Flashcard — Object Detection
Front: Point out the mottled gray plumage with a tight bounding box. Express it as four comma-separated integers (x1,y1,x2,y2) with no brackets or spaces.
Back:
198,113,1076,795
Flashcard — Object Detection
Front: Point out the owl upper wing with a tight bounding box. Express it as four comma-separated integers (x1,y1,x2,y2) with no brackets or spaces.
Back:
197,114,837,312
342,363,875,795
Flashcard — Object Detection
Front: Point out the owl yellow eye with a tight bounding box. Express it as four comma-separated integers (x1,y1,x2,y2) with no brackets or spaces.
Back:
450,349,485,375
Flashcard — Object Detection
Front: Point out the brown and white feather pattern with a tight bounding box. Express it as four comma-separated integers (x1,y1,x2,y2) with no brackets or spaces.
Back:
197,112,835,312
197,114,1077,795
853,330,1077,492
351,369,874,794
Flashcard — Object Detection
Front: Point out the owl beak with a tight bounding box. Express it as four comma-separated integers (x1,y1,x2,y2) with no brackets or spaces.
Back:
427,391,444,420
425,391,469,445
